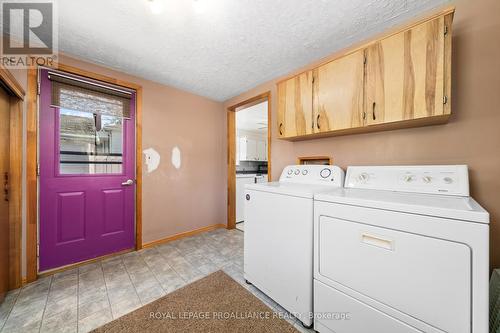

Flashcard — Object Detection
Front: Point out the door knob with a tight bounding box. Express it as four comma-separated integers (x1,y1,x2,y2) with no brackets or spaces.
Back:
121,179,134,186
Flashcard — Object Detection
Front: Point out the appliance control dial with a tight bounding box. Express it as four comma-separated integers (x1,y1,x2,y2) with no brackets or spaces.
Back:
287,169,293,175
422,176,432,183
320,168,332,179
302,169,308,175
404,175,415,182
443,177,454,184
357,173,369,183
294,169,300,175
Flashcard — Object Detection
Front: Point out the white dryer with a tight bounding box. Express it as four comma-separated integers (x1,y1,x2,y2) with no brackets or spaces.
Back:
313,165,489,333
244,165,344,328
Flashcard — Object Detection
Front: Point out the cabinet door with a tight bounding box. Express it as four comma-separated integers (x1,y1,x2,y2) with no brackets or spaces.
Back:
263,141,268,162
239,138,257,161
365,16,445,125
313,50,365,132
277,71,313,138
236,136,240,165
238,137,247,161
257,140,266,161
247,139,257,160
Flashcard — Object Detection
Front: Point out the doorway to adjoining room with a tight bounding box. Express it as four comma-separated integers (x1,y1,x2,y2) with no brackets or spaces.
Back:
227,92,271,231
235,101,269,231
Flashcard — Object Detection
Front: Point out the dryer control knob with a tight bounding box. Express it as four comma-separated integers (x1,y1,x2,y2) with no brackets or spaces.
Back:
320,168,332,179
422,176,432,183
443,177,454,184
357,173,369,183
294,169,300,175
287,169,293,175
404,175,415,182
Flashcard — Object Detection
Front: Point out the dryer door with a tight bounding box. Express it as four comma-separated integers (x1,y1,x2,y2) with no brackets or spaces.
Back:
317,215,471,333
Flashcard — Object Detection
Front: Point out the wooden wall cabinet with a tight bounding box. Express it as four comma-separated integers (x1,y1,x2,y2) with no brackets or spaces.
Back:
277,9,454,140
277,71,313,138
313,50,365,133
365,16,447,126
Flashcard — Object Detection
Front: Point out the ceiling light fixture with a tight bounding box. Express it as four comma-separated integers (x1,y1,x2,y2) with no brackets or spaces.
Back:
148,0,164,15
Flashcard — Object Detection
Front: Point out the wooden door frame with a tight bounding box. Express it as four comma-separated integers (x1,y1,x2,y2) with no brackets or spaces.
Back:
26,63,143,282
227,92,271,230
0,66,25,289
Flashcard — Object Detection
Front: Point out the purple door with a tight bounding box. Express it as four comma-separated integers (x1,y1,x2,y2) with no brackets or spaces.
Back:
39,69,135,271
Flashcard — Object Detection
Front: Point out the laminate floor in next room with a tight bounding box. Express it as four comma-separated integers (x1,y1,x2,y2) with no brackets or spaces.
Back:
0,228,313,333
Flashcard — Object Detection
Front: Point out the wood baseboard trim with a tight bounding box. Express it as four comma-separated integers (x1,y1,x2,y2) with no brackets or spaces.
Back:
142,224,226,249
37,248,134,279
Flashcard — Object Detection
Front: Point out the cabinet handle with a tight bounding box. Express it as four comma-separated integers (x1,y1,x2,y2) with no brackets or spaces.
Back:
4,172,8,202
316,114,321,130
279,123,283,136
372,102,376,121
362,111,366,120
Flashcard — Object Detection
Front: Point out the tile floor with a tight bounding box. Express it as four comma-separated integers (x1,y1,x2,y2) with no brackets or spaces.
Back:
0,228,313,333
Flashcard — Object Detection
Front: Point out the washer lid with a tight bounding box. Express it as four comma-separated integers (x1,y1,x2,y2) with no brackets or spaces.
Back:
315,188,489,224
246,182,336,199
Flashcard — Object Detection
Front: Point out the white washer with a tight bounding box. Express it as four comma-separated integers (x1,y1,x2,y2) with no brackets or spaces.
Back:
313,165,489,333
244,165,344,327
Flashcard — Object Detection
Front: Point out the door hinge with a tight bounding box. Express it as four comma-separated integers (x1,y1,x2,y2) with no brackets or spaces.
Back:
37,243,40,257
37,163,40,176
444,25,448,36
443,96,448,105
363,55,367,65
37,81,41,95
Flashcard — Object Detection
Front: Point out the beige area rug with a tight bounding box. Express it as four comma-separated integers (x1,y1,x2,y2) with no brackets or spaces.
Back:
92,271,299,333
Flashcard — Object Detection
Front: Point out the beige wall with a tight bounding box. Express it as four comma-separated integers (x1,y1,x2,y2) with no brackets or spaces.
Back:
9,54,226,277
224,0,500,269
58,55,227,244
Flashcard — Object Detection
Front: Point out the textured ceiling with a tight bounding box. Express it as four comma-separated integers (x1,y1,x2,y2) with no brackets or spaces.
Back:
53,0,451,101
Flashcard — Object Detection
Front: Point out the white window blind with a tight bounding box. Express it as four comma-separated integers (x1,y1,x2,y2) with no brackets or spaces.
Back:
49,71,132,118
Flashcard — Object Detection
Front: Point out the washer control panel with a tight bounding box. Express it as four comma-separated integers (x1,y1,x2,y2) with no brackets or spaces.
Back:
345,165,469,196
280,165,345,186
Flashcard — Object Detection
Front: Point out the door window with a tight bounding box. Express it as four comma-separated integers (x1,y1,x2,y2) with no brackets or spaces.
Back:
59,109,123,175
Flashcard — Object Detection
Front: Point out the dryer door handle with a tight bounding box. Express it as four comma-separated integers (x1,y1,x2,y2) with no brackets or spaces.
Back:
361,233,394,251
